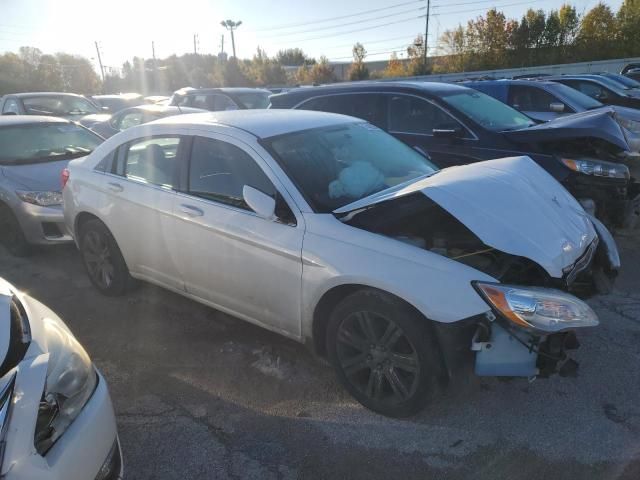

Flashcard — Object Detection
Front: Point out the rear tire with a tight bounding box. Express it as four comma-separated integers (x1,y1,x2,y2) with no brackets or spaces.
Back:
0,203,32,257
326,289,439,417
79,219,131,296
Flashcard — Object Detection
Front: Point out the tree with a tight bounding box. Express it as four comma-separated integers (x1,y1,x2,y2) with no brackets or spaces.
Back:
406,35,429,76
348,43,369,81
577,3,619,58
381,52,406,77
296,56,336,84
247,47,287,85
617,0,640,56
276,48,314,66
435,26,467,72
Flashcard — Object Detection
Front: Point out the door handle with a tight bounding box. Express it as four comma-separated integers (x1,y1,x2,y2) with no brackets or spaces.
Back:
107,182,123,193
179,204,204,217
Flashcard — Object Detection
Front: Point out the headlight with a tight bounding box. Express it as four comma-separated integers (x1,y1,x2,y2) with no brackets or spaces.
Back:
15,190,63,207
34,317,97,455
617,116,640,135
474,282,599,334
560,157,630,180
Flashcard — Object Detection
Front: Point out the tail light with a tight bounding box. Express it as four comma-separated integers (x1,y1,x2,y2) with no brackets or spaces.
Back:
61,168,70,189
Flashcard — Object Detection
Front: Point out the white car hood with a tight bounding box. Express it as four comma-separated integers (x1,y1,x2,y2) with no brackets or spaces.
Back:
335,156,596,278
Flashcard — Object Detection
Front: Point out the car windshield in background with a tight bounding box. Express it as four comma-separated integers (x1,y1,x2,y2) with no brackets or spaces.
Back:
22,95,99,116
234,91,270,109
549,83,603,110
265,122,438,213
442,90,535,131
97,97,144,112
0,123,102,164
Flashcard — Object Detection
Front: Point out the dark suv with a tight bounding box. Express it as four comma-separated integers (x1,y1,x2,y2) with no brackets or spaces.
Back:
169,87,271,111
270,81,640,228
546,75,640,110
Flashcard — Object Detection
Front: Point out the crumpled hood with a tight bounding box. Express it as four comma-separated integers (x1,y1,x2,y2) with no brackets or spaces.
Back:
336,156,596,278
503,108,631,152
1,158,75,191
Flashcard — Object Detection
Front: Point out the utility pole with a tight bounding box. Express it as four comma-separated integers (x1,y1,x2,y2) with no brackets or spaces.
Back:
221,34,224,55
424,0,430,67
220,20,242,58
94,41,105,84
193,34,198,55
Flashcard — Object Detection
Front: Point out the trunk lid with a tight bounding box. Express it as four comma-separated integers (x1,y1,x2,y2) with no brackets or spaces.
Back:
0,158,78,191
335,156,596,278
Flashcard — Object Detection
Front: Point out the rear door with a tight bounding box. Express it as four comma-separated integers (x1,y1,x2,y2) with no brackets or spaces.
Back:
102,135,185,290
172,134,304,336
507,85,574,122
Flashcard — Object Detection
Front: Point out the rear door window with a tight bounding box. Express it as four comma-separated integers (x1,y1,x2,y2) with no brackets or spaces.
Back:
299,94,386,128
388,95,466,135
507,85,564,112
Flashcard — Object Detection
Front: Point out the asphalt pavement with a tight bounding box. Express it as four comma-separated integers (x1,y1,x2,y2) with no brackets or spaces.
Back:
1,233,639,479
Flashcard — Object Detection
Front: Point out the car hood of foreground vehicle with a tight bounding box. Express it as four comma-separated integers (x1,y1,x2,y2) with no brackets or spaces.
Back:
502,108,632,153
335,156,597,279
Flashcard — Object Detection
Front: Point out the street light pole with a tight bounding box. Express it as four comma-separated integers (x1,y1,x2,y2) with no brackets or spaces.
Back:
220,20,242,58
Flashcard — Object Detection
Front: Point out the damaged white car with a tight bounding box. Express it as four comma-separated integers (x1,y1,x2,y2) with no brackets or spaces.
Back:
63,110,619,417
0,278,121,479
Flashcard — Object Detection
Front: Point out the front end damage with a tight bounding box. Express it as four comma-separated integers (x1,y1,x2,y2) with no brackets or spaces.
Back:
336,156,618,381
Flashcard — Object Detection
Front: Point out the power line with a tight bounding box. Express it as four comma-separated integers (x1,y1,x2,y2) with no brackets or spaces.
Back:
328,45,412,61
272,15,426,45
251,0,425,32
431,0,541,16
322,34,429,51
260,6,426,38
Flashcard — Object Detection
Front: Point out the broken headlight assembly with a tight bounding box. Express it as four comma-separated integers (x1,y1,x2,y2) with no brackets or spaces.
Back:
34,317,97,455
473,282,599,334
559,157,630,180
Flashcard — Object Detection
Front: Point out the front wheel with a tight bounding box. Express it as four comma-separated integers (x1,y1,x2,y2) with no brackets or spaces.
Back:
79,219,132,296
326,289,439,417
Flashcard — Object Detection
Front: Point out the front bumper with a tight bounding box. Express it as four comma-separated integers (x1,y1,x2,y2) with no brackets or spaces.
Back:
2,372,122,480
11,201,72,245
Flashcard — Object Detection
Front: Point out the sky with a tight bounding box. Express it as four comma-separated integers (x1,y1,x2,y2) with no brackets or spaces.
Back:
0,0,625,73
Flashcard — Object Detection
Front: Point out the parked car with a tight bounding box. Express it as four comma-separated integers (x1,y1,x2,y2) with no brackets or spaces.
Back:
595,72,640,91
143,95,170,105
464,79,640,142
0,277,122,479
621,63,640,82
0,93,102,121
0,116,103,256
270,81,640,228
546,74,640,109
88,104,205,139
63,110,616,417
169,87,271,111
91,93,145,113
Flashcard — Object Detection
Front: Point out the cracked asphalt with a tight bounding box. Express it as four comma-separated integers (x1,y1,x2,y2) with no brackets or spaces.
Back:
1,232,639,479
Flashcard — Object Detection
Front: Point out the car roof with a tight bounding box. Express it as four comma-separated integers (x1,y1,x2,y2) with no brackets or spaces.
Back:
151,109,363,139
282,80,471,96
6,92,88,98
177,87,271,95
128,104,204,114
0,115,72,126
93,93,143,100
465,79,560,88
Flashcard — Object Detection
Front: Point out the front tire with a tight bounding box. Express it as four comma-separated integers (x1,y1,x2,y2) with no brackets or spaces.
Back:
79,219,131,296
326,289,439,417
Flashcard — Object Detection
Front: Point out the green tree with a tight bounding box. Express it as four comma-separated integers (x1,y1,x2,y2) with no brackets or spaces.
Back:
617,0,640,56
296,56,336,84
406,35,429,76
577,2,619,58
248,47,287,85
435,25,467,72
276,48,314,66
348,43,369,81
381,52,406,77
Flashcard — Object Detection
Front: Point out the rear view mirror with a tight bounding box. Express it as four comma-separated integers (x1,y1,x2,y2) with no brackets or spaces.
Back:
549,102,565,113
243,185,276,220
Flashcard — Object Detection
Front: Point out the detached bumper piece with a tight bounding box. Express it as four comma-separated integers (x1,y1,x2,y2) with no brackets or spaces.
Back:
472,323,580,378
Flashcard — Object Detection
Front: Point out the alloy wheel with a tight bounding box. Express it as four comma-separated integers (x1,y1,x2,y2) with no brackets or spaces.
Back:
82,230,115,289
336,311,420,404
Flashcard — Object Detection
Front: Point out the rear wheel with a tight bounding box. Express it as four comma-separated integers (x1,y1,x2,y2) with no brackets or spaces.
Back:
0,203,31,257
79,219,131,296
327,289,439,417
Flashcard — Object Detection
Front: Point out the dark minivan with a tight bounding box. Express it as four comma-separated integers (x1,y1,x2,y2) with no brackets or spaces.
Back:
270,81,639,228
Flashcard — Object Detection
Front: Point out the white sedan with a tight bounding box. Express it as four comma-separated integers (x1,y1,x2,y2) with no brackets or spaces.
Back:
63,110,617,417
0,278,121,479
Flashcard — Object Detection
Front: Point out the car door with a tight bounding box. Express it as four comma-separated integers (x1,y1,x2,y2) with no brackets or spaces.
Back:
172,134,304,336
386,93,479,168
103,135,185,290
507,85,574,122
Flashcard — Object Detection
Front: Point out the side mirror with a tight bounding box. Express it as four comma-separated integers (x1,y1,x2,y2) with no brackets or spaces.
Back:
243,185,276,220
549,102,565,113
101,106,110,112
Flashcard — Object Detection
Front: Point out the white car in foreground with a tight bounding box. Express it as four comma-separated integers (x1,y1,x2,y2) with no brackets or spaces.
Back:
0,278,121,479
63,110,619,417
